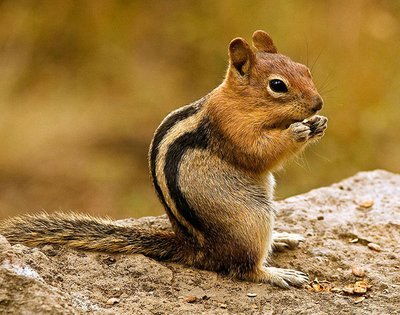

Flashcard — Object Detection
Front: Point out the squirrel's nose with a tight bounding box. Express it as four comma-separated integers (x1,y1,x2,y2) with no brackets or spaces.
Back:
312,96,323,112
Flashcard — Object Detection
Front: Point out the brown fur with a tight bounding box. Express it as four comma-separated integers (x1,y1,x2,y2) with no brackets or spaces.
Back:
0,31,327,288
207,32,323,172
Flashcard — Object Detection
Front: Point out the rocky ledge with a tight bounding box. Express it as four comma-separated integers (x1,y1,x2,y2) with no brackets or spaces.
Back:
0,170,399,314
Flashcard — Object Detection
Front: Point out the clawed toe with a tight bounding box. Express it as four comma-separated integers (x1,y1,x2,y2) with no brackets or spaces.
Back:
272,241,290,252
272,232,305,251
262,267,309,289
304,115,328,138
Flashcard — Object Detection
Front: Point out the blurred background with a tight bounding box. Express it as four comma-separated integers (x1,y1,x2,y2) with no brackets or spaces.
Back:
0,0,399,219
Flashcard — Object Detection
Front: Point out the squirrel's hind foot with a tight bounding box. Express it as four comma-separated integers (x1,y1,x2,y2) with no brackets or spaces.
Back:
272,231,304,252
258,266,309,289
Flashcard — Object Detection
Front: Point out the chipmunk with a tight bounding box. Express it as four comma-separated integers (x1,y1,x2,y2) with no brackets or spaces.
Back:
0,30,327,288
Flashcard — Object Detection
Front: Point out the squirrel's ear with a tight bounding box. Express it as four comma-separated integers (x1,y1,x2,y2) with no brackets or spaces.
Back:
229,38,254,76
252,30,277,53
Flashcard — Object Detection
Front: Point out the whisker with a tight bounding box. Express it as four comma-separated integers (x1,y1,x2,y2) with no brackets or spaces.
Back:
305,37,309,68
311,48,325,72
310,148,332,163
320,86,338,96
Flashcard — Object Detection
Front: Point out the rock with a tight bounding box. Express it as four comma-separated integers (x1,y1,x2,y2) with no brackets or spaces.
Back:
351,266,365,277
106,297,120,305
185,296,197,303
358,200,374,209
367,243,383,252
0,170,400,314
41,244,58,257
0,235,11,253
331,287,342,293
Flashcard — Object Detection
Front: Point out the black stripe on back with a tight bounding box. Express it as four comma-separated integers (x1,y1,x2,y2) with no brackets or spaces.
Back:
150,99,204,237
164,118,210,232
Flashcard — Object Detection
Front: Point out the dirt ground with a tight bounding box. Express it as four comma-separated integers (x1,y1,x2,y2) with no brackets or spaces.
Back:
0,170,399,314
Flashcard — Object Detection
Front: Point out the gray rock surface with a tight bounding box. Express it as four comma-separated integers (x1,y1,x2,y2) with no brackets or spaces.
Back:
0,170,399,314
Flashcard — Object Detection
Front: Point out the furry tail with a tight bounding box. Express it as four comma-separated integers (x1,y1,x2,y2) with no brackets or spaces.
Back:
0,212,183,261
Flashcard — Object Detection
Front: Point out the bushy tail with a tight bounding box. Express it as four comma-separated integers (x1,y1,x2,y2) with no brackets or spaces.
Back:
0,212,183,261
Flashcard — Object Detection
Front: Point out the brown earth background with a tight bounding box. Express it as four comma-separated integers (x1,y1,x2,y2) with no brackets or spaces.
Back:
0,1,400,220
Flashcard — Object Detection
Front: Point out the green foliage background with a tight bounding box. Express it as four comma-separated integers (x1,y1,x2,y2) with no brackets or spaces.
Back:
0,1,399,218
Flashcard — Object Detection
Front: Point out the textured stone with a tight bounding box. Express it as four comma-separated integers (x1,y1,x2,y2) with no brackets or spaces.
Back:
0,170,399,314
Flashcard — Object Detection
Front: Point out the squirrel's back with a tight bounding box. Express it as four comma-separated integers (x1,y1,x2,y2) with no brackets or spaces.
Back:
149,96,209,239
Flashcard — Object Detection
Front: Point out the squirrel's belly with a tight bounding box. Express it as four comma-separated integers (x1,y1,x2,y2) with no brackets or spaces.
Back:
179,148,273,238
178,148,273,261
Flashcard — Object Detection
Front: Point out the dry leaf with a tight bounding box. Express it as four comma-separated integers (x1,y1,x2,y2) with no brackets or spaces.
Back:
354,286,367,294
355,280,372,289
310,282,333,293
343,285,354,294
337,280,371,297
312,283,323,292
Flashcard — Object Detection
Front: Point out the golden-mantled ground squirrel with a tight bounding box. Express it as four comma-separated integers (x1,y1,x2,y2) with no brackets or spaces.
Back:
0,30,327,288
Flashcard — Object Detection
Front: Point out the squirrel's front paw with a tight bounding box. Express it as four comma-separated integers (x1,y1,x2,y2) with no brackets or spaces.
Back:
289,121,312,142
304,115,328,139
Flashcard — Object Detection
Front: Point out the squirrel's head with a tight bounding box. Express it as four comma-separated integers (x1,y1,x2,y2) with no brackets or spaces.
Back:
223,30,323,129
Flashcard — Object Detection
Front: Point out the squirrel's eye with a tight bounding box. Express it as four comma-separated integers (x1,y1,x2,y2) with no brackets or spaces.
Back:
269,79,288,93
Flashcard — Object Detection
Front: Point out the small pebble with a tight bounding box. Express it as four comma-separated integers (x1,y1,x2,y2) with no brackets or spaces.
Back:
352,266,365,277
41,244,58,257
247,293,257,297
354,296,365,304
104,256,117,265
331,287,342,293
358,200,374,209
185,295,197,303
41,245,54,251
317,215,324,220
367,243,382,252
220,304,227,309
106,298,120,305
